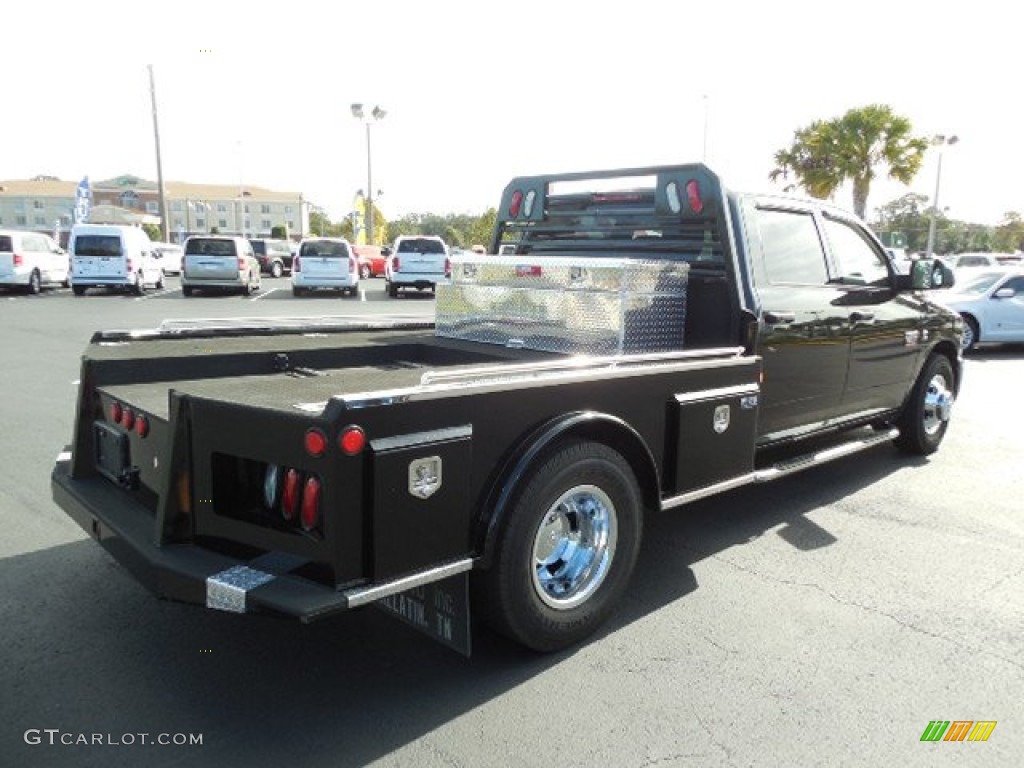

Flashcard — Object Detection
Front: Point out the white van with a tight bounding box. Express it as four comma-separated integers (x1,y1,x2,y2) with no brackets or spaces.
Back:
0,229,70,294
69,224,164,296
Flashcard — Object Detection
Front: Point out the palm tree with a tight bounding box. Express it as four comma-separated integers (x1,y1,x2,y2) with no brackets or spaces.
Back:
770,104,929,219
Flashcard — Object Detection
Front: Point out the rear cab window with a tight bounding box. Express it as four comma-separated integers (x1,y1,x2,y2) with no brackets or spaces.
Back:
397,238,445,254
74,236,123,257
301,241,350,258
186,238,238,256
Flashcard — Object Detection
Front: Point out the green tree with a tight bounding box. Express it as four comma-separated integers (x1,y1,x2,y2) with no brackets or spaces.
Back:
770,104,929,219
993,212,1024,253
271,225,287,239
142,223,161,241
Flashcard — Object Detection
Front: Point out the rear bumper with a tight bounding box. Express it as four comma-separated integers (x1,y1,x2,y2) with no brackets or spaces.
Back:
51,452,472,622
51,452,356,622
291,274,358,289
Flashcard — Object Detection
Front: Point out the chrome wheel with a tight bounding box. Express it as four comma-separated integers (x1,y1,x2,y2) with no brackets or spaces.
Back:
922,373,954,436
531,484,617,611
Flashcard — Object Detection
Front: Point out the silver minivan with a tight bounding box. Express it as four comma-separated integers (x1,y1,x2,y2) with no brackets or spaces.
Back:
0,229,69,294
181,236,261,296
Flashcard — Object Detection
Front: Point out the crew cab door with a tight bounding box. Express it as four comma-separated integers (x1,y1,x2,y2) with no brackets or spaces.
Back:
819,214,921,416
747,205,848,440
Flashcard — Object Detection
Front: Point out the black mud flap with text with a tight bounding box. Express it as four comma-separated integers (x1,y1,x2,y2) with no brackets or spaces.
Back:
375,573,471,657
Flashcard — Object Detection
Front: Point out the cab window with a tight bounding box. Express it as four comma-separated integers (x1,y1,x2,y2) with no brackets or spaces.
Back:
822,217,890,286
755,208,828,285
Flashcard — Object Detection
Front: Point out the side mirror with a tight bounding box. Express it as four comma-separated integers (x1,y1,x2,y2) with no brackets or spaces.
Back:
994,287,1016,299
381,246,392,257
910,259,955,290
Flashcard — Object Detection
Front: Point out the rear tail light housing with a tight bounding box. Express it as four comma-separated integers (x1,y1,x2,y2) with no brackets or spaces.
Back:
349,257,357,274
110,401,123,424
13,253,24,267
339,425,366,455
686,179,704,215
293,256,301,272
121,408,136,430
126,258,134,272
300,476,322,531
304,428,327,458
392,256,400,272
135,414,149,438
509,189,524,218
444,258,452,278
281,468,301,521
237,257,246,272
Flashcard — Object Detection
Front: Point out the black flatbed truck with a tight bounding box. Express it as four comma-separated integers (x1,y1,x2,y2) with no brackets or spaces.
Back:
52,164,963,655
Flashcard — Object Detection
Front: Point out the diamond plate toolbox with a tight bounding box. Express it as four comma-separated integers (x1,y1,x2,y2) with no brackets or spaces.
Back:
435,256,688,355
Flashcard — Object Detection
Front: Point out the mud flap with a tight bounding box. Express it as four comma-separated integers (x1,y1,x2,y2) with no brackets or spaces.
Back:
375,572,471,657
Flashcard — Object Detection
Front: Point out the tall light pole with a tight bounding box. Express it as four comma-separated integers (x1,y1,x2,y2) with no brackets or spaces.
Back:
925,134,959,258
351,103,386,244
148,64,169,242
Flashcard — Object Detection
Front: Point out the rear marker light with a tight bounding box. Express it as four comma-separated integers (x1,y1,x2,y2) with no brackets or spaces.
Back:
665,181,682,214
339,426,366,455
135,415,149,438
305,428,327,457
13,253,24,267
121,409,136,430
281,469,301,521
300,476,321,531
110,402,123,424
509,190,524,218
686,179,704,215
263,465,281,509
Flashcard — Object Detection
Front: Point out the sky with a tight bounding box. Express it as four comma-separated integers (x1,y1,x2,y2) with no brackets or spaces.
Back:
4,0,1020,226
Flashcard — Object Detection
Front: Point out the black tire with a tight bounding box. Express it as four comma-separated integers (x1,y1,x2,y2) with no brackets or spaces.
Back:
27,270,42,295
894,354,955,455
387,282,398,298
155,271,165,290
182,286,194,297
292,286,305,297
961,314,979,353
133,274,145,296
72,285,87,296
474,440,643,652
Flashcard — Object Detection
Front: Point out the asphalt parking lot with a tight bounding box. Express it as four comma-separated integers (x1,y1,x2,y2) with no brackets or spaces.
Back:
2,277,1021,767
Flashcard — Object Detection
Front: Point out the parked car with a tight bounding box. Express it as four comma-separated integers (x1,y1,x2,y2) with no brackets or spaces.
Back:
938,268,1024,351
385,235,450,297
152,242,183,275
181,235,261,296
945,252,1013,271
250,238,294,277
353,244,386,279
291,237,360,296
69,224,163,296
0,229,69,293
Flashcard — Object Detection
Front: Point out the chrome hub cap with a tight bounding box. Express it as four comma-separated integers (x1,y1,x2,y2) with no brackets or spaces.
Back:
923,374,954,435
531,485,617,610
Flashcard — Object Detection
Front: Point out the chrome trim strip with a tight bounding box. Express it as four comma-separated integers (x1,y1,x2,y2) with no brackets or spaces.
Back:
419,346,746,386
754,429,898,483
370,424,472,453
661,473,757,510
340,352,757,410
674,383,760,405
344,558,474,608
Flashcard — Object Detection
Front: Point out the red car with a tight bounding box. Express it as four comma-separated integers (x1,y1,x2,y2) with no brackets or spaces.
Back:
353,245,386,279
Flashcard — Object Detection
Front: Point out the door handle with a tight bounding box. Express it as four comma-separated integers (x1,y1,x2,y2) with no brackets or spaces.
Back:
764,311,796,324
849,311,875,322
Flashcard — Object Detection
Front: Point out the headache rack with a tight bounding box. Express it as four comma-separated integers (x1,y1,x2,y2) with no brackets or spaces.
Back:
490,163,732,265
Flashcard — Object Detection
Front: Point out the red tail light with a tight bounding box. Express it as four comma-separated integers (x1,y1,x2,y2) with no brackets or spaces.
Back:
350,257,357,274
392,256,400,272
339,425,366,455
135,414,149,438
444,258,451,278
300,476,321,531
304,428,327,457
121,409,136,430
110,402,123,424
509,189,524,218
13,253,24,267
237,257,246,272
686,179,704,215
281,468,301,521
293,256,301,272
126,258,134,272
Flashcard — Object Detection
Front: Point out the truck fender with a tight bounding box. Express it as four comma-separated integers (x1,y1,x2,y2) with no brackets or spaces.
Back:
475,411,660,569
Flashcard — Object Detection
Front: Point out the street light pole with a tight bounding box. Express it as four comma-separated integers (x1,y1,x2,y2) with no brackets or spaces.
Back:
351,103,386,245
925,134,959,259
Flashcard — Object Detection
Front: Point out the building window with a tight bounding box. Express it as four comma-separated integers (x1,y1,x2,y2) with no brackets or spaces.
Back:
171,201,183,211
244,204,250,213
219,219,227,228
196,218,206,228
146,201,159,213
259,219,269,229
34,216,46,226
174,219,183,229
217,203,227,212
287,220,295,229
33,200,44,209
261,204,270,214
245,218,251,229
284,205,293,214
16,215,27,226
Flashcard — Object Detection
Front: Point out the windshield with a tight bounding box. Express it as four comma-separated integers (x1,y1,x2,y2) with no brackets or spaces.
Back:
397,238,445,254
952,271,1007,295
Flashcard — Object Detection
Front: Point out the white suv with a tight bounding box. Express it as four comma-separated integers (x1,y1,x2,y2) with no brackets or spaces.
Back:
0,229,69,294
385,235,450,298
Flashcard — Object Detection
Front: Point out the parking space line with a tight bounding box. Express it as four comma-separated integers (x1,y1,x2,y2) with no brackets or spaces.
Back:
135,287,179,301
249,287,278,301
